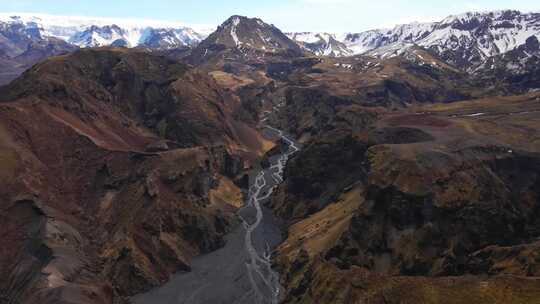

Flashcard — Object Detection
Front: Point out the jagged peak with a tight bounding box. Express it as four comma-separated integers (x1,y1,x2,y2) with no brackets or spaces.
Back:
441,9,523,21
220,15,268,27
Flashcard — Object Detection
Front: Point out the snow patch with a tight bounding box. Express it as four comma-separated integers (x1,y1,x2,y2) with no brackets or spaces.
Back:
0,12,211,48
230,17,241,47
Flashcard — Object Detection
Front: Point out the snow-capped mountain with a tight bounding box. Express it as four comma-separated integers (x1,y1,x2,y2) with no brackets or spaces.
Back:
0,18,77,84
0,13,212,49
0,19,76,59
286,32,352,57
288,10,540,70
472,35,540,92
483,35,540,74
189,15,303,63
188,15,304,65
200,15,302,52
67,25,205,48
2,9,539,73
381,10,540,69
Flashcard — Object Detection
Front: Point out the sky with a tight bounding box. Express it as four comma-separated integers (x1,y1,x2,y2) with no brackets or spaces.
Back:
2,0,540,32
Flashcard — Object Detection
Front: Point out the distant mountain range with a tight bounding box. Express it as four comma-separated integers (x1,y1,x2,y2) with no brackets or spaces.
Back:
0,13,212,84
1,9,539,84
0,13,212,49
2,10,539,57
288,10,540,69
2,8,540,304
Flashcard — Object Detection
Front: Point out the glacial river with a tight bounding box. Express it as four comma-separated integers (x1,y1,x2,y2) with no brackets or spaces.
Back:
132,126,299,304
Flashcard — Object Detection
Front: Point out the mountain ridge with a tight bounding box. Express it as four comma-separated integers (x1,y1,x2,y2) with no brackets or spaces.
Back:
288,9,540,70
0,12,212,49
1,8,540,304
3,9,539,63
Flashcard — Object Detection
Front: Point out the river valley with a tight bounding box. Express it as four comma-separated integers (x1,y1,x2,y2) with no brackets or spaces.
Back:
132,126,299,304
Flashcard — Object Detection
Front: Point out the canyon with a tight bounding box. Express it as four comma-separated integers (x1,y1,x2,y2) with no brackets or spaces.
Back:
0,10,540,304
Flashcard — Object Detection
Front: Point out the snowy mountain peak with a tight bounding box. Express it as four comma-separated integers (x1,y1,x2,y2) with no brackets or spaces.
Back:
286,32,352,57
199,15,302,53
287,10,540,70
2,9,540,72
439,9,523,26
0,12,212,49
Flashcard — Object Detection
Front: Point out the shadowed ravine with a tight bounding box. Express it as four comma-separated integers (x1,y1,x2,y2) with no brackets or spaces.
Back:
132,125,299,304
242,125,299,304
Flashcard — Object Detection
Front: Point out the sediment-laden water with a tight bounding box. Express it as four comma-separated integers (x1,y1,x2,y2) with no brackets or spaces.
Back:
132,126,299,304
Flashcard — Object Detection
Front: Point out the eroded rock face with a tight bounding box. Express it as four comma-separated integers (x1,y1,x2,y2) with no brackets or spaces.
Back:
271,93,540,303
0,48,264,304
270,135,369,221
0,48,240,149
2,13,540,304
331,148,540,276
187,15,304,68
0,123,238,303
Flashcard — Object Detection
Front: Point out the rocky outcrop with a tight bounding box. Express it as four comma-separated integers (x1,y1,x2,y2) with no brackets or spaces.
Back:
271,93,540,303
0,103,240,304
187,15,304,68
270,135,369,221
330,148,540,276
0,48,266,304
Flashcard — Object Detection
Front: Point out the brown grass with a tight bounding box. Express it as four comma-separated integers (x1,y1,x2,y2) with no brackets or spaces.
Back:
278,186,364,259
209,175,243,209
209,71,255,90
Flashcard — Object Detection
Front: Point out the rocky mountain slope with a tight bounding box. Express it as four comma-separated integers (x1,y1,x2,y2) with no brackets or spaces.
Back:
286,32,352,57
2,10,539,86
1,11,540,304
0,47,274,304
245,18,540,302
289,10,540,71
472,35,540,93
269,89,540,304
0,20,77,85
189,15,303,64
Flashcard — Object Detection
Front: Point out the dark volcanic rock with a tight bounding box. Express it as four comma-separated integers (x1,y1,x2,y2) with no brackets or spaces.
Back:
0,48,238,148
368,127,435,145
270,91,540,303
188,15,304,66
0,48,265,304
525,35,540,52
270,135,369,221
330,148,540,276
